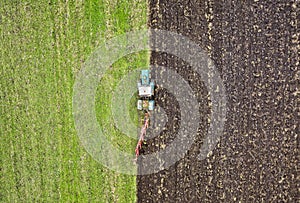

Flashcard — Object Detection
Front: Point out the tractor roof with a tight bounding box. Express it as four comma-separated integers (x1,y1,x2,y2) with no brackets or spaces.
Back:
141,70,150,85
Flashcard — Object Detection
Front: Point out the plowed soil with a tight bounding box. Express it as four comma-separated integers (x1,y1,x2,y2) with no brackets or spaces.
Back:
137,0,299,202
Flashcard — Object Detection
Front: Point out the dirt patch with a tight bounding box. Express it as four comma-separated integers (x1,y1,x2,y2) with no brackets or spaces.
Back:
137,0,299,202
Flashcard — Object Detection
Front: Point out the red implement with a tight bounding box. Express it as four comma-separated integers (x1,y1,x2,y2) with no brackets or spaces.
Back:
135,112,150,160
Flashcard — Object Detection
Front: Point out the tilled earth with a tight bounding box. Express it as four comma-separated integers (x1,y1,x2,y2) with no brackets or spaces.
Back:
137,0,299,202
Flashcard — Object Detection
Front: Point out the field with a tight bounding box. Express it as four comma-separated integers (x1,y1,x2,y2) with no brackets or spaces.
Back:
1,0,147,202
1,0,299,202
138,0,299,202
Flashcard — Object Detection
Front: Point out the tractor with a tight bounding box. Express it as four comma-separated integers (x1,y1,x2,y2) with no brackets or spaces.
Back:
137,70,155,111
135,70,155,160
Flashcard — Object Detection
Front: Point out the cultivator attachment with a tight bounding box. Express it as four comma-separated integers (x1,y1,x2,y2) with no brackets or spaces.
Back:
135,112,150,159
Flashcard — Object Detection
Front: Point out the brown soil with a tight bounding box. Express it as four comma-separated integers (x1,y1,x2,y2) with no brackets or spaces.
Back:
137,1,299,202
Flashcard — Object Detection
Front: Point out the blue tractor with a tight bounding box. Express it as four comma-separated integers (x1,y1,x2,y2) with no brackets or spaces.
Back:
137,70,155,111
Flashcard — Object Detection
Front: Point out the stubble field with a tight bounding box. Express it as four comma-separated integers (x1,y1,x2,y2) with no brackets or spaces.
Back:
0,0,148,202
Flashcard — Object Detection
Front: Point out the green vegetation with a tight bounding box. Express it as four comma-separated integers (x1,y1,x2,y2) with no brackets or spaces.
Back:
0,0,148,202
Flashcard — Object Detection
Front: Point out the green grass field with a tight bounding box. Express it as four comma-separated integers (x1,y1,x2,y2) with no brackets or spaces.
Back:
1,0,148,202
